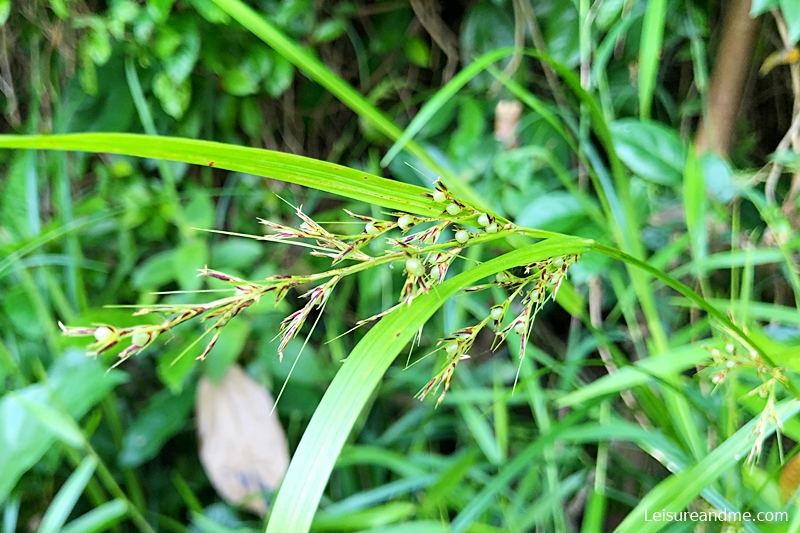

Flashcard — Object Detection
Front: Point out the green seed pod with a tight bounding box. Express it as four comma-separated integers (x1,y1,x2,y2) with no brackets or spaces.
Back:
490,307,504,320
485,223,498,234
365,221,379,235
477,213,490,227
444,341,459,355
433,190,446,203
495,271,510,283
455,230,470,243
131,332,151,347
514,322,526,335
94,326,112,343
405,257,424,277
446,203,461,215
398,216,413,230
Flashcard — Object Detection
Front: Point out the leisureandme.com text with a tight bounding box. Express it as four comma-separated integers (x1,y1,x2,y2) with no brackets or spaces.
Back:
644,509,788,523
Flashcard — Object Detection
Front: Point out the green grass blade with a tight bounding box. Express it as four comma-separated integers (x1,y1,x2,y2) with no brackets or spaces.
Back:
557,344,709,408
266,237,591,533
61,500,128,533
638,0,667,119
381,48,514,167
209,0,487,210
0,134,441,216
37,456,98,533
613,399,800,533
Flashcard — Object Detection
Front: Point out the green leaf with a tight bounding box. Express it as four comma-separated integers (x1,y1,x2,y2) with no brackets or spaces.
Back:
202,319,251,382
160,15,201,83
751,0,779,16
209,0,488,210
0,134,448,217
61,500,128,533
188,0,230,24
174,239,208,291
86,22,112,66
610,119,686,186
0,352,125,503
514,192,586,233
404,37,430,68
132,249,177,290
312,502,416,530
147,0,176,23
613,399,800,533
2,285,43,339
222,63,262,96
638,0,667,119
0,0,11,26
311,19,346,43
153,72,192,119
14,394,85,449
119,386,195,467
780,0,800,43
265,237,591,533
382,48,513,167
264,53,294,98
557,345,709,407
36,457,98,533
683,146,707,268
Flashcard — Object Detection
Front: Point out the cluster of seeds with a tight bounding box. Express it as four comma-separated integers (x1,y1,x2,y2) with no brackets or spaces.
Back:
59,179,578,403
704,340,788,463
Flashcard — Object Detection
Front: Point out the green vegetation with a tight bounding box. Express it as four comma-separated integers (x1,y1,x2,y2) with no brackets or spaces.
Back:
2,1,800,532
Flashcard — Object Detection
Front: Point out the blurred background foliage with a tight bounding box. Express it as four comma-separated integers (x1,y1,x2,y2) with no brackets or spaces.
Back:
2,0,800,531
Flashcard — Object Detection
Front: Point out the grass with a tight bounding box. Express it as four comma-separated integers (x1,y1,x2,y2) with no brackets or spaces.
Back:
2,2,800,533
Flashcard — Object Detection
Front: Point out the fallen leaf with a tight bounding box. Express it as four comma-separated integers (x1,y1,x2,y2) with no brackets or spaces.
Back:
196,364,290,515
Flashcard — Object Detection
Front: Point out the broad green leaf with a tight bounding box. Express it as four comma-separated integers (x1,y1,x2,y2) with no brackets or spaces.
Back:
61,500,128,533
119,386,195,467
153,72,192,119
0,352,126,504
37,457,98,533
751,0,779,16
780,0,800,43
610,119,686,186
514,192,586,234
174,239,208,291
265,237,591,533
14,394,84,448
